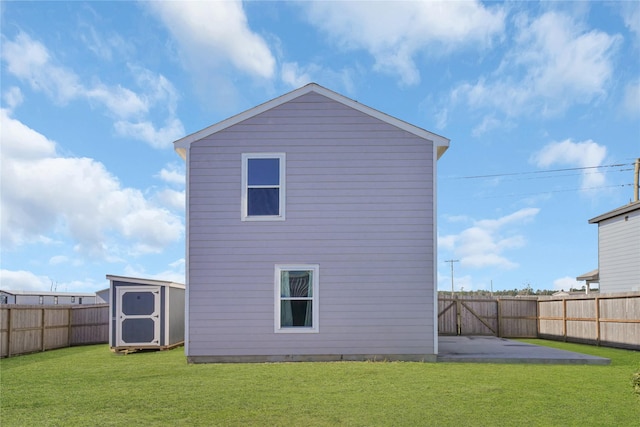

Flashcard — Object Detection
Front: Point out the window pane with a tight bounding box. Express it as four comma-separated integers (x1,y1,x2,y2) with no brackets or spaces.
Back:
282,271,312,297
248,188,279,216
281,300,312,327
248,158,280,185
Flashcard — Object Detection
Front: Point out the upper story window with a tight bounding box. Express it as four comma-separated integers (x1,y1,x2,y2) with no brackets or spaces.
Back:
241,153,286,221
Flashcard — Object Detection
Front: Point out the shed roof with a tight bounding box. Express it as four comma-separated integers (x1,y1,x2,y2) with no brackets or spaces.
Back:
173,83,450,160
106,275,185,289
588,201,640,224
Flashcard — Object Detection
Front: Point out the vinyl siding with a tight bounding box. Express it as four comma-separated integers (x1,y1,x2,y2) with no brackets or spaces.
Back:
186,92,436,359
598,208,640,293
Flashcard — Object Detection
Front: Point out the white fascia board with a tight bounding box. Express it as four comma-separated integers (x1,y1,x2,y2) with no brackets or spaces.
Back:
105,274,185,289
173,83,450,159
588,201,640,224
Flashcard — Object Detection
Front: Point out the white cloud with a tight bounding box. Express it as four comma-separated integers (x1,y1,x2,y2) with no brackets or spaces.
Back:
85,84,148,119
0,269,51,291
3,86,24,110
622,79,640,118
441,208,539,269
0,269,100,293
1,32,183,149
114,118,184,150
279,61,357,95
79,24,133,62
49,255,69,266
448,10,621,120
620,2,640,41
123,258,185,284
147,1,275,79
281,62,314,88
553,276,578,291
0,110,183,257
472,115,504,137
155,189,185,213
157,164,186,185
303,1,505,86
531,139,608,191
1,32,82,103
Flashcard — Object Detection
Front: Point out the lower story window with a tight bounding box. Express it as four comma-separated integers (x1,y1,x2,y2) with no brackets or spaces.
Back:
275,264,319,333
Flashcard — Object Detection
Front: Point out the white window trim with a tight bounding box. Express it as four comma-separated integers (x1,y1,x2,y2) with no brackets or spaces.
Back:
274,264,319,334
241,153,286,221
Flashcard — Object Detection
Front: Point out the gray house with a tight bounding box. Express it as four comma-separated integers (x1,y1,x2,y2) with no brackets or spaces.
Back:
0,290,97,305
174,83,449,362
588,201,640,293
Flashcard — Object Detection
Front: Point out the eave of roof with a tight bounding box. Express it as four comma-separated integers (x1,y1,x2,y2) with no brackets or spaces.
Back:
106,274,185,289
588,200,640,224
576,269,599,282
173,83,450,160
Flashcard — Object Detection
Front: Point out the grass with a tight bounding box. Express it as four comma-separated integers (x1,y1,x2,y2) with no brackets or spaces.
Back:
1,340,638,426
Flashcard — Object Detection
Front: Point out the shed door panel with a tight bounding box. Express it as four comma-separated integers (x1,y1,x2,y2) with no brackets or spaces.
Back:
116,287,161,347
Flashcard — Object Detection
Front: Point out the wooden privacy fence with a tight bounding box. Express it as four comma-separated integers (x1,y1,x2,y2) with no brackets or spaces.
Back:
438,296,538,338
538,293,640,350
2,294,638,357
438,293,640,350
0,304,109,358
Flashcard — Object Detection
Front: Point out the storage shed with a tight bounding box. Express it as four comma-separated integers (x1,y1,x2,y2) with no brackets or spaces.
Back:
107,275,185,352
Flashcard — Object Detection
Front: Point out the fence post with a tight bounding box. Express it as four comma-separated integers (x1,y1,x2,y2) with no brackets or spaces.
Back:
456,297,462,335
535,299,540,338
67,307,72,348
7,308,13,358
595,297,601,346
41,308,46,352
496,299,502,337
562,298,567,342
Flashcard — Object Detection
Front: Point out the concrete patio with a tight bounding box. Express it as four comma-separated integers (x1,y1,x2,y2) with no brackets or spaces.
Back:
437,336,611,364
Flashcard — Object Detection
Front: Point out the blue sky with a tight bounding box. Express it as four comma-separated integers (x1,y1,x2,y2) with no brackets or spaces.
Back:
1,1,638,294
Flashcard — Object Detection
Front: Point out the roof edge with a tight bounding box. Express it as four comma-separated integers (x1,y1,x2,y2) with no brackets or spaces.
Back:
173,83,450,158
0,289,97,296
576,269,599,282
106,274,185,288
588,200,640,224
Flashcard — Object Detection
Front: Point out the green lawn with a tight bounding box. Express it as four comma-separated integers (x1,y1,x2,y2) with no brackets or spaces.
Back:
1,340,638,426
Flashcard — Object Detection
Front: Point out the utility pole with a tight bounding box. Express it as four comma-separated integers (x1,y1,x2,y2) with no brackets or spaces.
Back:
634,157,639,202
444,260,459,298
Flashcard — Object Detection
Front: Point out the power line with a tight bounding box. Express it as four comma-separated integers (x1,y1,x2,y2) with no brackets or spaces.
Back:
476,183,633,199
445,163,632,180
483,168,633,182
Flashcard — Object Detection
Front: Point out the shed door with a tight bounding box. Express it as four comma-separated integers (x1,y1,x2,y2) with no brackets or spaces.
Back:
116,286,161,347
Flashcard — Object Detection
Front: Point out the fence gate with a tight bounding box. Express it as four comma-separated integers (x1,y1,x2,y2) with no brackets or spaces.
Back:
438,297,498,336
116,286,161,347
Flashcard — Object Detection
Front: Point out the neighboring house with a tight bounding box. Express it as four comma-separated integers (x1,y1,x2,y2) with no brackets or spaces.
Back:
575,269,599,294
588,201,640,293
173,83,449,362
0,290,97,305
